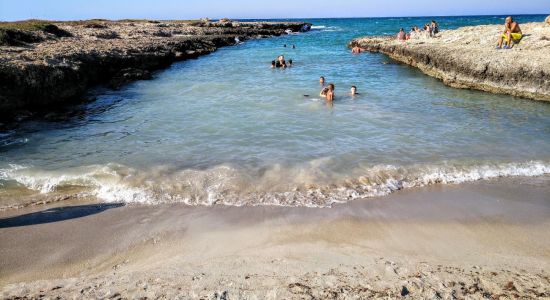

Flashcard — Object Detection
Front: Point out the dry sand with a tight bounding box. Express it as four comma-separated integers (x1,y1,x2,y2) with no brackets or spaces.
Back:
1,176,549,299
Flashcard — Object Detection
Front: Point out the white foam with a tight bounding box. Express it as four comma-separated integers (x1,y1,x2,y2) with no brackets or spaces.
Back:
1,160,549,208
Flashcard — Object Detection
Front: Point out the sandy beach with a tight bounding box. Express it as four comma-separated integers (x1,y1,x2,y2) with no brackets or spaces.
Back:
1,13,550,300
1,176,549,299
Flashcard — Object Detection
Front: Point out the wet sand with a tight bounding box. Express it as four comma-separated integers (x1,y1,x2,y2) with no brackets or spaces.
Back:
1,176,549,299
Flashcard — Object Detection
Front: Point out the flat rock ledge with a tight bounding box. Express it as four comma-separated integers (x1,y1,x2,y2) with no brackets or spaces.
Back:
350,21,550,102
0,20,310,119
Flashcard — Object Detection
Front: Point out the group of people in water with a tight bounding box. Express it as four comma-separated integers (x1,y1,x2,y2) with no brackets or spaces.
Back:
397,20,439,40
270,45,358,104
269,16,524,106
271,55,293,69
318,76,359,103
271,45,297,69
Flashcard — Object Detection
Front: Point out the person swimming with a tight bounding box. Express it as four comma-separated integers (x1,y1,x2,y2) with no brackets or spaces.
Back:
274,55,287,68
497,16,522,49
350,86,359,96
320,76,326,86
288,59,293,67
271,61,276,68
320,83,335,101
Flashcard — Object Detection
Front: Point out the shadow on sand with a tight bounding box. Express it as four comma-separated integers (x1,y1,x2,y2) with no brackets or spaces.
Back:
0,203,125,228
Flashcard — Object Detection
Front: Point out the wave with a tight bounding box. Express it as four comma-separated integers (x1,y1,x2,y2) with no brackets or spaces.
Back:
310,25,342,32
1,160,549,209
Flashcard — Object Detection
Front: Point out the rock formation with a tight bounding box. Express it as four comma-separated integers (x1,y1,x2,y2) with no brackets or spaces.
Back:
350,22,550,102
0,20,310,119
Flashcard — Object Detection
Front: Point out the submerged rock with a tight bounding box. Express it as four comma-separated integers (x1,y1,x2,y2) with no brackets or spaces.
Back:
350,22,550,101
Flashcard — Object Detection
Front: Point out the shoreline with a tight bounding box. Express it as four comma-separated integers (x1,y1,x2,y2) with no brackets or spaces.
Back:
0,19,310,120
1,160,548,211
350,19,550,102
1,176,549,298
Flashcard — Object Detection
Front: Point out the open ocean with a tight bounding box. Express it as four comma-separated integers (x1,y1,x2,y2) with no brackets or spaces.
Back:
1,15,549,208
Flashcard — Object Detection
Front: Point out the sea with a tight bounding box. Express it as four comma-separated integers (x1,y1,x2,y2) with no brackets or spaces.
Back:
1,15,549,209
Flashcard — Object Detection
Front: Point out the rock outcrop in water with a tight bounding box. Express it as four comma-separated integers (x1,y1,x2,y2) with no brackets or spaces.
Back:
350,21,550,101
0,20,310,119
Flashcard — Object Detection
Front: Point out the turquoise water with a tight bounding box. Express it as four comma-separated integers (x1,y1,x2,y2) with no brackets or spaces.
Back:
1,15,549,207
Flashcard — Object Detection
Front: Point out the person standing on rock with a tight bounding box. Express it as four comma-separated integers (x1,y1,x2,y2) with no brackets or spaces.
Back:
497,16,522,49
430,20,439,37
397,28,407,41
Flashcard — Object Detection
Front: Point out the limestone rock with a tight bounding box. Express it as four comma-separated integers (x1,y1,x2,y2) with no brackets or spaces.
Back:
0,20,311,119
350,22,550,101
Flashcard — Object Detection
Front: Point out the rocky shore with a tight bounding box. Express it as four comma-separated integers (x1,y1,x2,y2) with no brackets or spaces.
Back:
0,20,310,119
350,19,550,101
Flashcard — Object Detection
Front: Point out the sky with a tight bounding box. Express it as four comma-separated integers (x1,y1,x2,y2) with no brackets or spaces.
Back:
1,0,549,21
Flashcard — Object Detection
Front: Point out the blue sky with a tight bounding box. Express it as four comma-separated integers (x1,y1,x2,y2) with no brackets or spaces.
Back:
1,0,549,21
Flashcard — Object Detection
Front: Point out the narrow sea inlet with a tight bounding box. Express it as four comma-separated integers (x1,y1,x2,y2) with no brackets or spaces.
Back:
1,16,549,208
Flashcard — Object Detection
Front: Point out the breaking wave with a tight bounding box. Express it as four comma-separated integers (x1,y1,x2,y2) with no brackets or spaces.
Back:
1,160,549,209
310,25,342,32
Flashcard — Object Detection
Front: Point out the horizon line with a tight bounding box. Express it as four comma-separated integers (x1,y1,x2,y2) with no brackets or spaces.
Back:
1,13,547,23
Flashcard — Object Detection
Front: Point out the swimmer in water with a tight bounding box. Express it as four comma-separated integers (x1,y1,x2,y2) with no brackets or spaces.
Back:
288,59,293,67
271,61,276,68
320,76,326,86
320,83,335,102
350,85,359,96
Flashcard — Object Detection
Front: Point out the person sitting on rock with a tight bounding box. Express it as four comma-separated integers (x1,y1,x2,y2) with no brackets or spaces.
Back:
497,16,522,49
397,28,407,41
